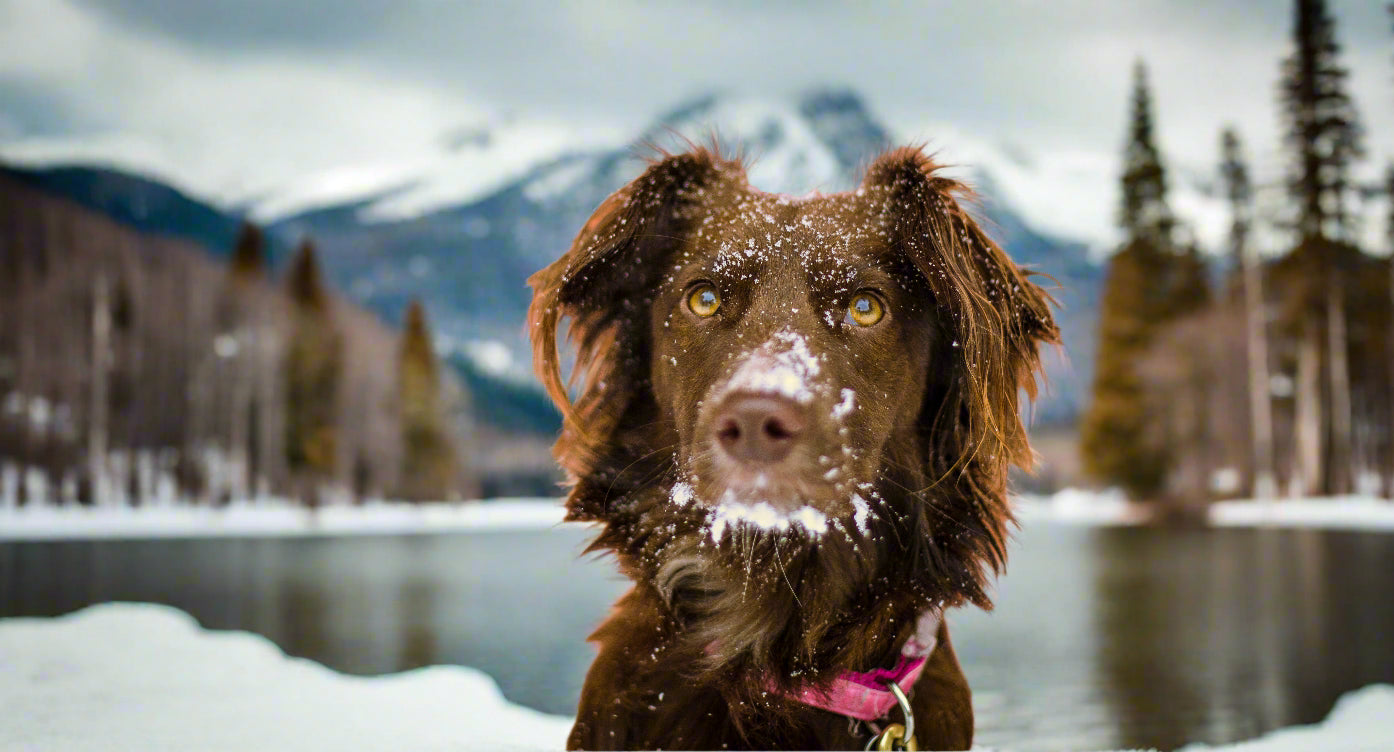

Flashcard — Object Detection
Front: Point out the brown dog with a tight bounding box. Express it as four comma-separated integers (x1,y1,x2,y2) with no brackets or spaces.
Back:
528,145,1057,750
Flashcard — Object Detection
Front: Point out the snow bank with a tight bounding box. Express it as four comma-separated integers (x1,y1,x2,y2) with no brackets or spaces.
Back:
1177,685,1394,752
1208,496,1394,532
4,491,1392,543
1013,488,1155,526
1017,489,1394,532
0,603,572,751
2,603,1390,752
0,498,568,541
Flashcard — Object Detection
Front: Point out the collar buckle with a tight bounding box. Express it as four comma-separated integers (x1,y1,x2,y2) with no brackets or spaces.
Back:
864,678,917,750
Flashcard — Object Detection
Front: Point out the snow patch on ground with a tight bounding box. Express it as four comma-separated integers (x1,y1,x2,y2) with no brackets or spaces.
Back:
1176,684,1394,752
5,491,1390,543
2,603,1390,751
0,602,572,752
1014,488,1155,526
0,499,568,542
3,491,1390,542
1208,495,1394,532
1016,489,1394,532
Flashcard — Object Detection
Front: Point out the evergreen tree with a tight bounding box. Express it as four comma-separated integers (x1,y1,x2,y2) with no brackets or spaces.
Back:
1168,240,1212,317
1083,60,1195,499
287,238,331,313
1280,0,1364,242
1276,0,1366,495
1119,61,1175,246
1081,241,1172,498
230,222,267,281
395,300,459,502
283,239,342,507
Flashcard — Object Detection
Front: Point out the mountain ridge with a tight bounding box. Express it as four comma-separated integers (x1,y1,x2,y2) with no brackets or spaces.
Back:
4,88,1103,424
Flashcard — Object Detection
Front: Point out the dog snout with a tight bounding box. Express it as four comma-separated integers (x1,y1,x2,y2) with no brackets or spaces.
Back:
713,393,808,465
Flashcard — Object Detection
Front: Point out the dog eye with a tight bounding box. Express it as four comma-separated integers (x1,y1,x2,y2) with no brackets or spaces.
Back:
687,283,721,318
845,291,885,327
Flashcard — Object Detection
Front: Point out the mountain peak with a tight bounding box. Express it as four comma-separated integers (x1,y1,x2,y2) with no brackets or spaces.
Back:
636,90,888,195
796,87,893,175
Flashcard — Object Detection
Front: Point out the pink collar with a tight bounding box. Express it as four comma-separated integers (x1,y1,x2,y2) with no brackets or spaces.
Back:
774,609,941,722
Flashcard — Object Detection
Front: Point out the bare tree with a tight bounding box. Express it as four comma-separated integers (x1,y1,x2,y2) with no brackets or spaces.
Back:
1387,163,1394,496
87,273,112,506
1222,129,1276,499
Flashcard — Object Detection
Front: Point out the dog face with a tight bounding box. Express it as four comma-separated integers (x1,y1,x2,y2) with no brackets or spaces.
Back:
649,189,940,538
530,146,1056,604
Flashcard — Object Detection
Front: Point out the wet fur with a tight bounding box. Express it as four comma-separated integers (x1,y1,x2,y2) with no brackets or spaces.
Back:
528,145,1057,750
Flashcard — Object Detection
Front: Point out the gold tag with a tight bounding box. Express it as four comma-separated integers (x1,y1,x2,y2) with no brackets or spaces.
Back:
873,722,919,751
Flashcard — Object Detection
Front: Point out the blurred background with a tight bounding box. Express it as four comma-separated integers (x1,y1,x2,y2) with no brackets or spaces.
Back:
1,2,1392,750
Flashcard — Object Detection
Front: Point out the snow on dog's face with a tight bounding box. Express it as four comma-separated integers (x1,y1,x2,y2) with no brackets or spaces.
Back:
530,146,1056,601
650,189,938,542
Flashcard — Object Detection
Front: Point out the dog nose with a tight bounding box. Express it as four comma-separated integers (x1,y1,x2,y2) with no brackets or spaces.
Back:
713,394,807,465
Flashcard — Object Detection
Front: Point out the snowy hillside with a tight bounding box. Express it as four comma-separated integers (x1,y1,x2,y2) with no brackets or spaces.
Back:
3,602,1391,751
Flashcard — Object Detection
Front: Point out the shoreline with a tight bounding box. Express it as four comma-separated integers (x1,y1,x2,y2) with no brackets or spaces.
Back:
1,491,1392,542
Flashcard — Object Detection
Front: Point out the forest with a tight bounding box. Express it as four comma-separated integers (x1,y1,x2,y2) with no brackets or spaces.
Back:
0,174,474,507
1081,0,1394,508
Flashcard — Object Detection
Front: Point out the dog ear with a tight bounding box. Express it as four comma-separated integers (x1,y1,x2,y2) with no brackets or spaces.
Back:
862,147,1059,582
528,148,742,486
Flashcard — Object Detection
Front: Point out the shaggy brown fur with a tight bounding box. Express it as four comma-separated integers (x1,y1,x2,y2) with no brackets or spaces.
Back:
528,145,1057,750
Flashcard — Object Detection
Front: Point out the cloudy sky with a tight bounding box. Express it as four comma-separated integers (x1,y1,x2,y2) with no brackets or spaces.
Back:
1,0,1391,248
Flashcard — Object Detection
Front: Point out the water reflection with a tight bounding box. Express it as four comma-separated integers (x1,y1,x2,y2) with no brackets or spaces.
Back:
1091,529,1219,750
1,526,1391,751
399,578,437,669
1089,528,1394,750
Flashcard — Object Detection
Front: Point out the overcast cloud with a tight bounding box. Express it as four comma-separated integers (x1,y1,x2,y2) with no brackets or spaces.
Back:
1,0,1390,244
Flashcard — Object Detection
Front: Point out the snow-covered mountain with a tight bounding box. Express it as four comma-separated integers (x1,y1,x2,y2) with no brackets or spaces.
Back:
247,119,602,223
263,89,1100,422
3,88,1106,423
243,90,889,227
230,89,1272,264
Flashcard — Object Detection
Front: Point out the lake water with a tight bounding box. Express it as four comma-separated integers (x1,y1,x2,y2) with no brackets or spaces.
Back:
2,522,1392,751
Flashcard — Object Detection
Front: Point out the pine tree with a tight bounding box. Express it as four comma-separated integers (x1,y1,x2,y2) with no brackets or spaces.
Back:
1119,61,1175,247
283,239,342,507
1277,0,1365,494
1081,241,1171,498
1082,60,1188,499
287,238,331,313
1280,0,1364,242
1168,241,1212,317
395,300,459,502
230,222,267,281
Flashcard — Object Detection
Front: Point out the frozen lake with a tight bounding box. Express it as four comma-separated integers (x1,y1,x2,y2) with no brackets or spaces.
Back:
2,521,1391,751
